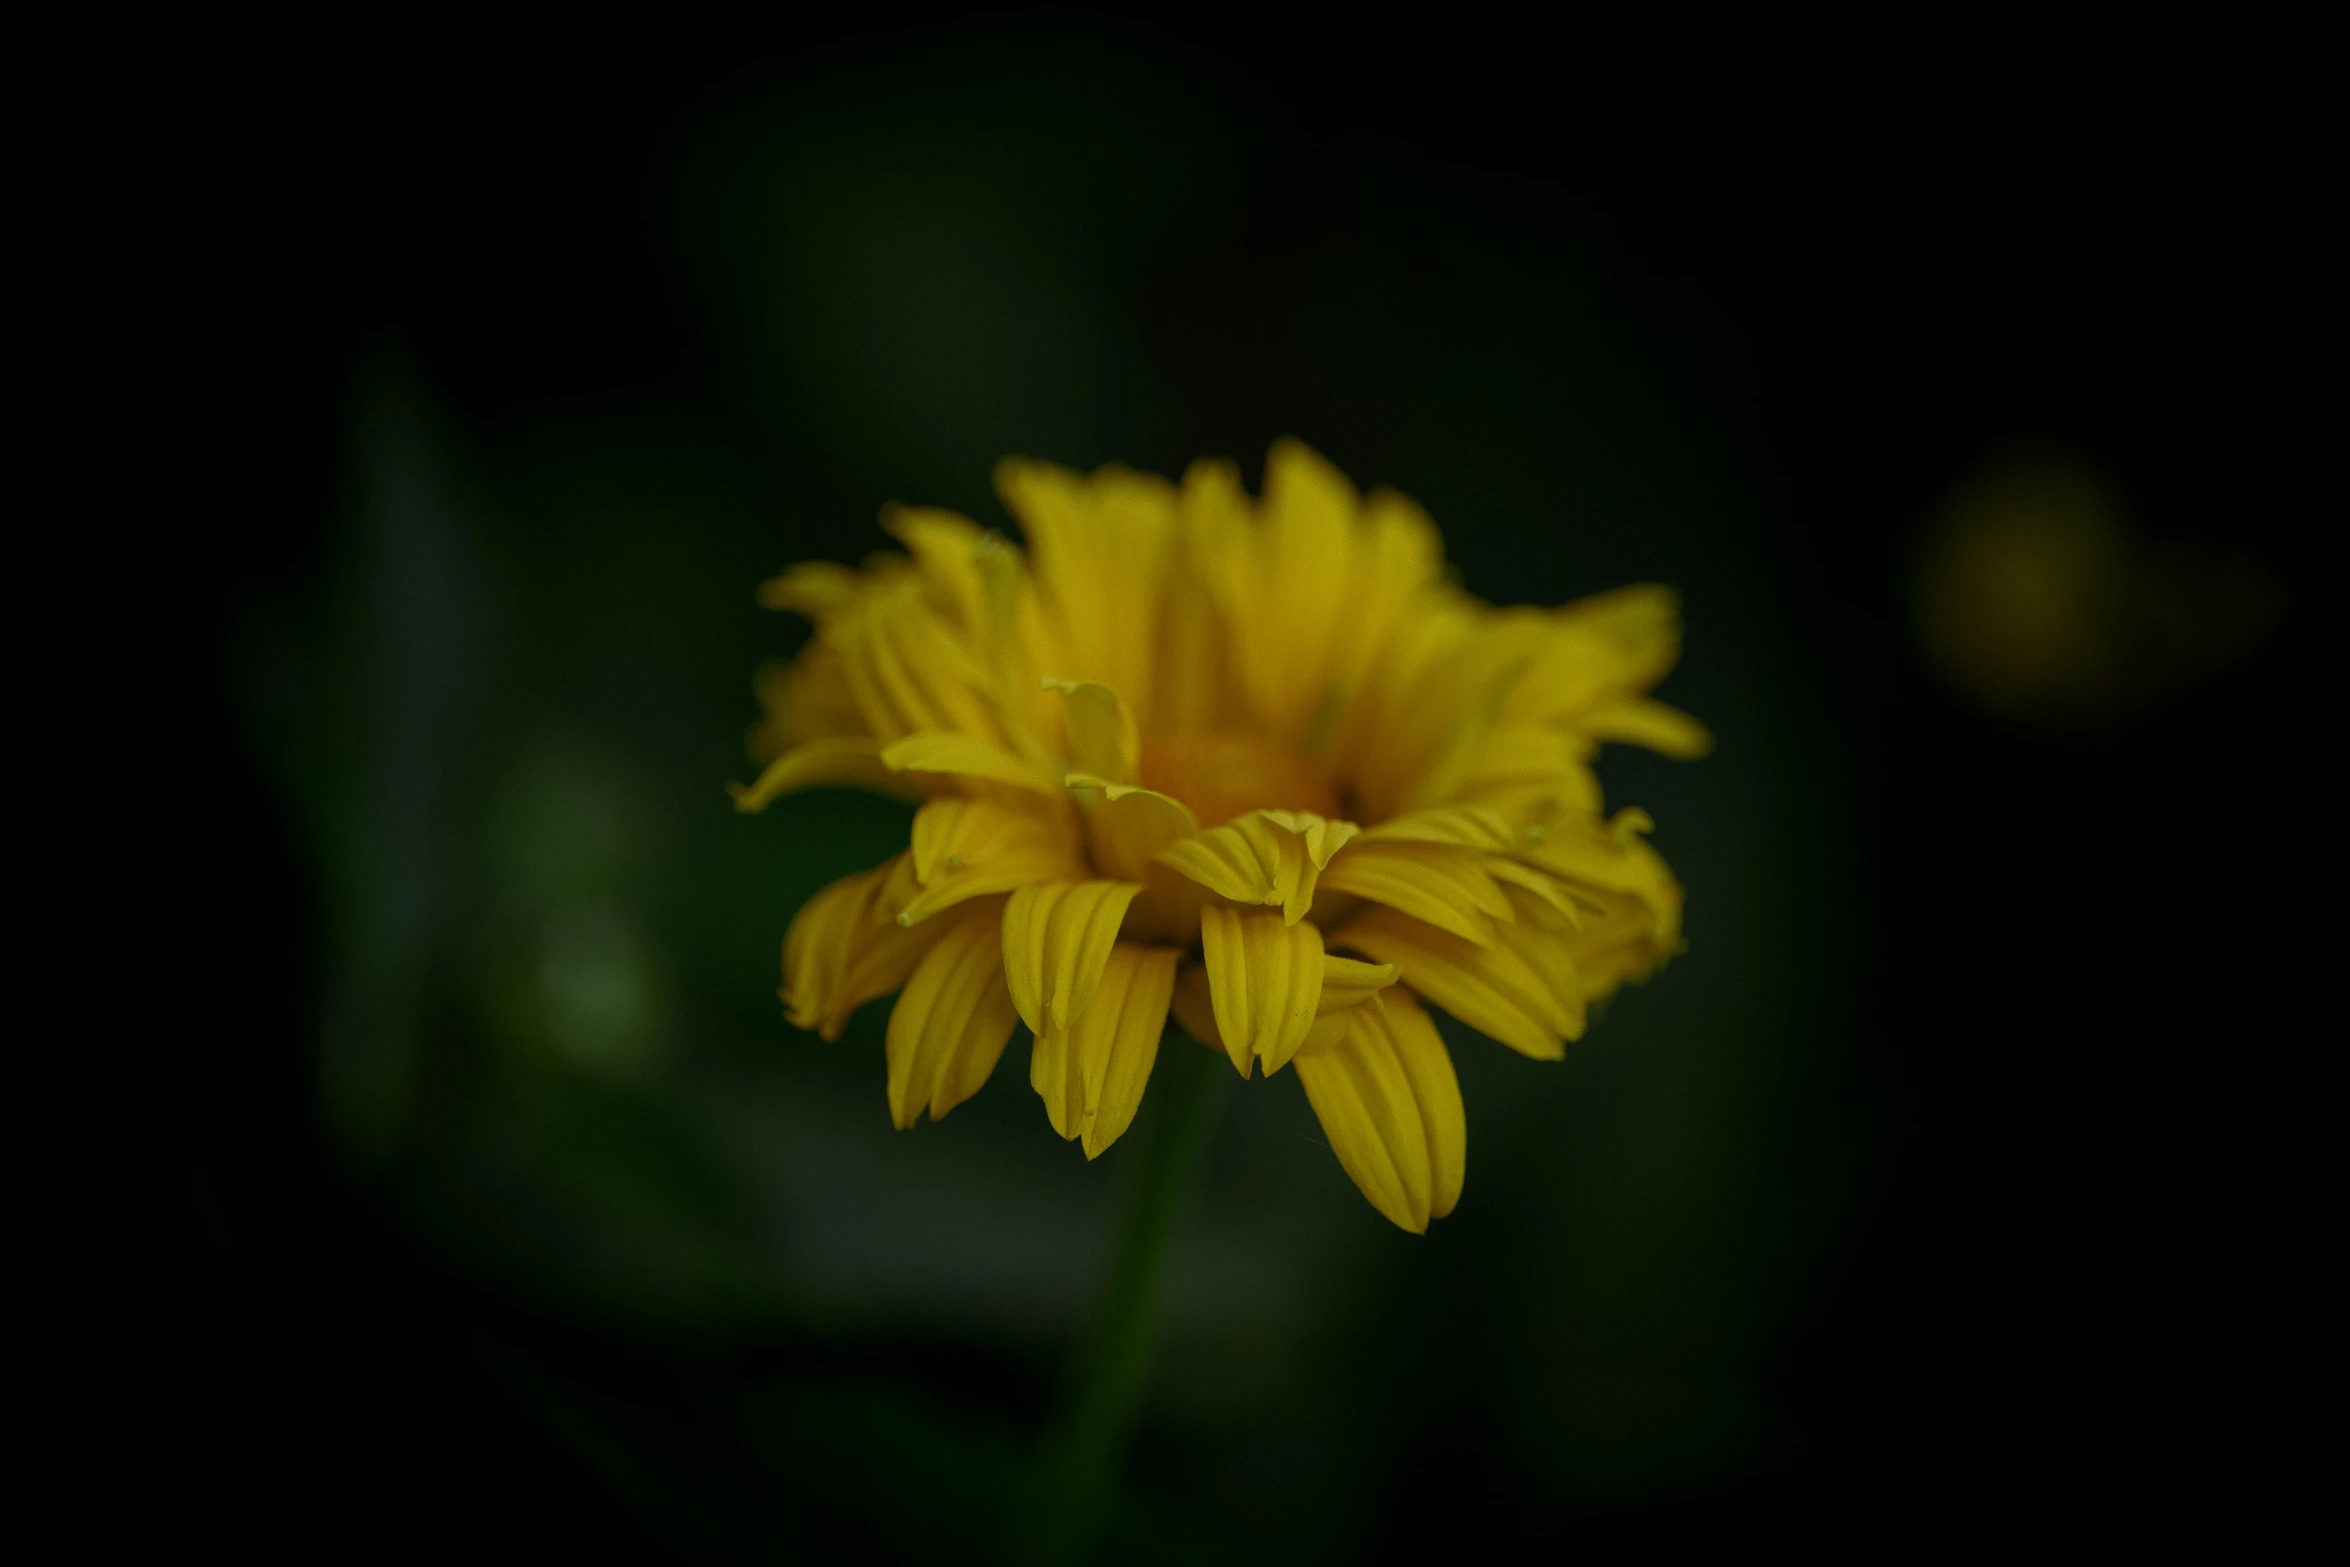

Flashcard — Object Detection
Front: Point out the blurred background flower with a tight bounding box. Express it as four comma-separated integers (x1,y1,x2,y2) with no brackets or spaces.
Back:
135,12,2326,1560
1913,449,2285,726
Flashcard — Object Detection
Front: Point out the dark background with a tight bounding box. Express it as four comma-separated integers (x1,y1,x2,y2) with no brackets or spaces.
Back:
112,14,2324,1559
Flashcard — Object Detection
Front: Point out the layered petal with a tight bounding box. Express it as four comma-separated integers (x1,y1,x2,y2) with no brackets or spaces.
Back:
750,440,1706,1233
1358,803,1518,852
1002,880,1148,1042
1175,950,1395,1060
1295,954,1404,1054
1220,441,1358,737
1157,808,1359,924
1294,989,1464,1232
1031,942,1180,1157
1497,584,1687,729
899,796,1089,924
1064,778,1200,885
1318,488,1447,735
829,570,1006,744
1532,883,1681,1005
885,898,1020,1127
881,506,994,639
1200,905,1324,1077
881,732,1066,796
747,641,866,764
1316,840,1514,944
999,460,1178,727
1516,807,1684,947
782,857,944,1042
1333,904,1578,1060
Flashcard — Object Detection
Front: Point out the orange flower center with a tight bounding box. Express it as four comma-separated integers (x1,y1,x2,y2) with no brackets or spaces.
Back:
1138,731,1339,828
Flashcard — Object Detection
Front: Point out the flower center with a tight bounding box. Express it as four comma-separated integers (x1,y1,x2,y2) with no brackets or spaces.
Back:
1138,731,1339,828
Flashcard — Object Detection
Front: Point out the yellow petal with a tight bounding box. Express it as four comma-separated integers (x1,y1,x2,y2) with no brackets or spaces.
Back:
1332,905,1574,1060
885,898,1018,1128
1200,906,1323,1077
1532,882,1681,1006
1294,989,1464,1230
1516,808,1683,944
1319,487,1446,728
748,640,866,765
1359,804,1517,851
998,459,1178,729
1579,697,1714,758
1368,609,1551,813
1495,585,1686,729
1420,723,1597,814
1329,585,1484,820
1156,809,1358,924
882,732,1065,796
1318,953,1401,1014
1032,942,1179,1159
1294,953,1402,1053
1047,679,1140,786
1316,840,1514,945
1001,880,1147,1042
1225,439,1357,737
1384,990,1466,1219
730,737,925,812
781,857,945,1041
881,505,993,637
756,559,862,618
1063,776,1200,884
1155,510,1236,736
897,796,1088,925
1485,858,1603,929
830,573,1004,743
1489,895,1589,1041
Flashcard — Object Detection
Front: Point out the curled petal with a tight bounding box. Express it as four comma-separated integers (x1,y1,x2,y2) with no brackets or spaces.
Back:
1031,942,1180,1157
731,737,924,812
900,796,1088,925
1516,807,1684,947
757,560,862,619
1316,840,1514,945
1579,697,1713,758
1048,679,1141,786
1200,906,1323,1077
1064,777,1199,884
1157,809,1358,925
1294,989,1464,1232
782,857,943,1041
885,898,1019,1127
1002,881,1147,1042
1333,905,1576,1060
1497,584,1687,728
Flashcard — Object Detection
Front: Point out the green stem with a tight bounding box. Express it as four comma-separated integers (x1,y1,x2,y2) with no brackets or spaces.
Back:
1027,1033,1224,1565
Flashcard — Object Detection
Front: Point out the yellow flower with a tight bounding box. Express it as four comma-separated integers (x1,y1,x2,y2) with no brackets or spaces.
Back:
737,440,1709,1232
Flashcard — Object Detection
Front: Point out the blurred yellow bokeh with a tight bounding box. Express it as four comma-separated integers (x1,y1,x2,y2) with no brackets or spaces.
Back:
1913,453,2284,725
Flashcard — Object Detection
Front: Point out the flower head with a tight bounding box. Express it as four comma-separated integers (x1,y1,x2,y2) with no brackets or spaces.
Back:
738,441,1708,1231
